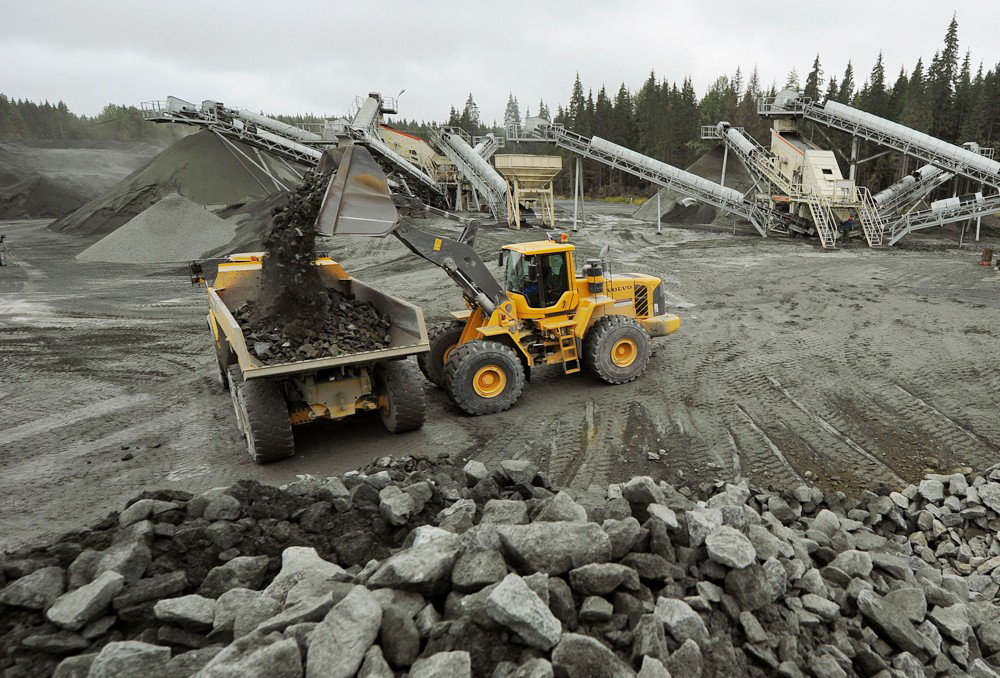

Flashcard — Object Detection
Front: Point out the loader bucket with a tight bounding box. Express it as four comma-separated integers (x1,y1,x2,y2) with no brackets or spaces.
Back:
315,145,399,237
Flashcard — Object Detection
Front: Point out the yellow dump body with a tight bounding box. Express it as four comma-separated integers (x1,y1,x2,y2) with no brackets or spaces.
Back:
207,253,429,381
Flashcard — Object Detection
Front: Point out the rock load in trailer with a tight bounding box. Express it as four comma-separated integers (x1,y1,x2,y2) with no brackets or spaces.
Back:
76,193,235,263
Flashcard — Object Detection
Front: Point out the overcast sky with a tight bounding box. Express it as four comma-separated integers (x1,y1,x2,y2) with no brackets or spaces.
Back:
3,1,998,124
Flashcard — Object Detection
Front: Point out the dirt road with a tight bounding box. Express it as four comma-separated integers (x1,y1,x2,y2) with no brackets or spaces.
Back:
2,214,999,550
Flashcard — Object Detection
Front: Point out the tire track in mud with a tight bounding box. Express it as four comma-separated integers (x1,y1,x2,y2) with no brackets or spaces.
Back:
765,375,904,486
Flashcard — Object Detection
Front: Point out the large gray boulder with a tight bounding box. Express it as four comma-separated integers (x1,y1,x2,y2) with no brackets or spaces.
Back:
195,632,302,678
367,535,462,595
857,590,937,655
486,574,562,650
451,550,507,592
654,597,709,646
200,556,270,598
263,547,347,604
534,491,588,522
306,586,382,678
568,563,636,595
705,526,756,569
154,594,217,631
551,633,636,678
46,571,125,630
380,606,420,668
89,641,171,678
0,566,65,609
409,651,472,678
496,523,611,575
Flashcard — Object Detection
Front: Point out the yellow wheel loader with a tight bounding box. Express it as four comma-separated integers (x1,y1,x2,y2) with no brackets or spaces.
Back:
315,146,680,416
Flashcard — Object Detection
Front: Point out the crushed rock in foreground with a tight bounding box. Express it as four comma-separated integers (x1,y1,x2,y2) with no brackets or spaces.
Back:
3,456,1000,678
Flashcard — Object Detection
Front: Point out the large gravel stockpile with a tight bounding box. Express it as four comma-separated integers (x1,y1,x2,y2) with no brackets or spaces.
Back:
5,455,1000,678
51,131,304,237
76,194,235,264
631,144,754,224
0,141,158,219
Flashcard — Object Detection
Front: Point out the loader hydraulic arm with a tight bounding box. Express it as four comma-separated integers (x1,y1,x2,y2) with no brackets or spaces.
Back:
392,219,507,314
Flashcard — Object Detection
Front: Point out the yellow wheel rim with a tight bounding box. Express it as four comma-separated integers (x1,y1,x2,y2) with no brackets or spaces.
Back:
473,365,507,398
611,339,637,367
443,344,456,364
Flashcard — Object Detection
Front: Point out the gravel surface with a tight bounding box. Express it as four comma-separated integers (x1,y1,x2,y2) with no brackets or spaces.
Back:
76,194,235,264
2,212,1000,559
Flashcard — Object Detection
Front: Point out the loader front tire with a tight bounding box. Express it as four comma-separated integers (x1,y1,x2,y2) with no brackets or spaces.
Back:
444,340,525,415
584,315,651,385
227,366,295,463
376,360,427,433
418,319,466,387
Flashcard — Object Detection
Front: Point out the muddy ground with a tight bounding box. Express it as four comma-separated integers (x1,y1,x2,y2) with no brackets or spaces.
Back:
2,211,999,551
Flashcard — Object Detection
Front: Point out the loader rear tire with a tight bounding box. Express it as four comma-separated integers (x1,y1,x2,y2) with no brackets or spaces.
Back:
376,359,427,433
444,340,525,415
584,315,651,385
227,366,295,463
418,319,466,387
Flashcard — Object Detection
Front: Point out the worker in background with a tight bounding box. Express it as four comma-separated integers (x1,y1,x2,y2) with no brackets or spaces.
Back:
840,215,855,244
0,235,8,266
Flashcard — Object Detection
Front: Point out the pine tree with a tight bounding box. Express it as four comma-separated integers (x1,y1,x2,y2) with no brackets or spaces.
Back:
503,93,521,126
459,94,480,134
927,15,960,140
804,55,824,100
837,62,855,103
538,100,550,119
900,58,931,133
784,68,800,90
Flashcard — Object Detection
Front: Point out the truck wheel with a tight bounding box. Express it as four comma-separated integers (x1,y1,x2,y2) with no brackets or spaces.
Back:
584,316,651,385
376,360,427,433
418,319,466,387
444,340,525,415
227,366,295,463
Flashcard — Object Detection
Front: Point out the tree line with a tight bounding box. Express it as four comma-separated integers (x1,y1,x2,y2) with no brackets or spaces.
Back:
0,96,185,146
442,14,999,198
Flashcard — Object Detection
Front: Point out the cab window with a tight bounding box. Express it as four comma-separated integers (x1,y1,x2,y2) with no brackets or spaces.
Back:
540,252,569,305
505,250,569,308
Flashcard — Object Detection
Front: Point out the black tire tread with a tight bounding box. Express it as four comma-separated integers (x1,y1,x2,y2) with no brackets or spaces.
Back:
234,369,295,463
418,319,467,387
377,360,427,433
583,315,651,385
443,339,525,415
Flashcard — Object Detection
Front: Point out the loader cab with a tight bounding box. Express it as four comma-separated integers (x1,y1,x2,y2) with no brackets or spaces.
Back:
502,242,576,314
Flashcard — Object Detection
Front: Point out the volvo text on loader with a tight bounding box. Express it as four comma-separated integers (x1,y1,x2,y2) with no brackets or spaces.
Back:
315,145,681,416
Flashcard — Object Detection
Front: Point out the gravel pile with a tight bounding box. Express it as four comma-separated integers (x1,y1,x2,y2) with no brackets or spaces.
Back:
233,292,390,363
53,131,303,237
5,459,1000,678
76,194,235,264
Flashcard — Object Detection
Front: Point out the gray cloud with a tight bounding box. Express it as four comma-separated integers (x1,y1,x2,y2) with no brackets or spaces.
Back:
3,0,997,123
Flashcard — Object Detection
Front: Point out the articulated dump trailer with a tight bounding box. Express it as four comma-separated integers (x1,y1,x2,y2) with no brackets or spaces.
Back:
207,254,429,463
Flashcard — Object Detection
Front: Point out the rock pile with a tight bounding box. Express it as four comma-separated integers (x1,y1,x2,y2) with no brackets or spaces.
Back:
233,292,391,363
5,459,1000,678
